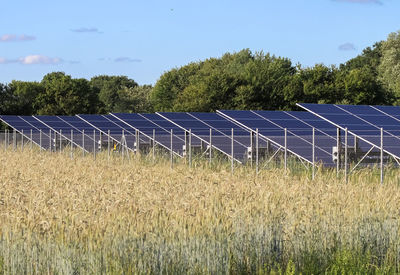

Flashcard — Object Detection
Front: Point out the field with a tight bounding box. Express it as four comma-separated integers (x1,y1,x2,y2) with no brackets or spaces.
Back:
1,148,400,274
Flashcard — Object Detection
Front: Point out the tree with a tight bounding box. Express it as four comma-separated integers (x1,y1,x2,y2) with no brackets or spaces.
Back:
151,63,201,111
90,75,138,113
8,81,45,115
378,30,400,102
341,41,383,72
0,83,14,115
152,49,297,112
296,64,339,104
114,85,154,113
38,72,98,115
233,52,296,110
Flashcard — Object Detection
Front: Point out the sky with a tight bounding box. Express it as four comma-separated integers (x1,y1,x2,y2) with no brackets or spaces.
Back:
0,0,399,85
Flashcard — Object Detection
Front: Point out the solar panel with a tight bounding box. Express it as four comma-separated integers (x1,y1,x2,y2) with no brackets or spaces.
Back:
297,103,400,160
56,116,99,152
77,114,138,153
33,115,90,152
0,115,51,149
218,110,337,165
110,113,185,157
157,112,251,162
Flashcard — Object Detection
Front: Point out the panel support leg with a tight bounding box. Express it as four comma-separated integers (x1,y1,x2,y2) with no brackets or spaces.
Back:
231,128,234,174
380,127,384,185
345,128,348,184
256,128,259,175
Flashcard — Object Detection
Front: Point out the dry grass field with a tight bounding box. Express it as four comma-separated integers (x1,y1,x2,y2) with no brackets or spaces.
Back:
1,148,400,274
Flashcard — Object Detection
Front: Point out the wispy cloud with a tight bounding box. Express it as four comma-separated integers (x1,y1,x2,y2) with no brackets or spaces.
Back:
338,43,356,51
332,0,383,5
20,55,62,64
71,27,102,33
0,55,62,65
114,57,142,63
0,34,36,42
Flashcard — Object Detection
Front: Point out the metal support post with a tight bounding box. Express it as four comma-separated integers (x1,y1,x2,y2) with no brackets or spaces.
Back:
71,129,73,159
60,129,62,153
344,128,348,184
250,131,253,167
30,129,33,150
93,130,96,160
13,129,16,150
108,130,110,162
49,130,52,152
336,128,340,177
4,129,6,151
121,130,125,160
136,130,140,155
39,130,42,152
209,128,212,164
231,128,234,174
7,129,9,150
312,127,315,180
380,128,384,185
152,129,155,161
82,130,85,157
170,129,173,169
189,129,192,168
284,128,287,171
21,129,24,151
256,128,259,174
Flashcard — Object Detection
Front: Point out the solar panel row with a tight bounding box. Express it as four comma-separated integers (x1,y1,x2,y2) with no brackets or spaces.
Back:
297,103,400,161
3,104,399,166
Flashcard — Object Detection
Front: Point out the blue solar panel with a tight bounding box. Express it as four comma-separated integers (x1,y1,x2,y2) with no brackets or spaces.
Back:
110,113,185,157
218,110,337,165
298,103,400,159
77,114,138,152
34,115,94,151
56,116,99,152
0,115,52,149
158,112,251,162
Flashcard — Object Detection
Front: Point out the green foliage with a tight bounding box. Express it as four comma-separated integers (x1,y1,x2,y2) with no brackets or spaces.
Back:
91,75,138,113
38,72,98,115
152,49,298,112
114,85,153,113
379,30,400,102
297,64,339,104
8,81,44,115
151,62,201,111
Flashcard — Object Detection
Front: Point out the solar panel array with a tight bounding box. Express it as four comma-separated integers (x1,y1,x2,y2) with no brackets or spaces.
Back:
297,103,400,161
2,103,400,167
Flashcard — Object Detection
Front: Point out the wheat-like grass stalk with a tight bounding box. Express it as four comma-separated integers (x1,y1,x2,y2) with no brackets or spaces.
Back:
0,148,399,273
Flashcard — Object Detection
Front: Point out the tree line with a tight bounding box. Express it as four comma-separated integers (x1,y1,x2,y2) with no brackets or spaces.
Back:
1,30,400,117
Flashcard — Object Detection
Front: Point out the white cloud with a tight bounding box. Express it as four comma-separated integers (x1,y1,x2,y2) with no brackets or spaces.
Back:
71,27,102,33
19,55,62,65
338,43,356,51
0,34,36,42
114,57,142,63
0,55,62,65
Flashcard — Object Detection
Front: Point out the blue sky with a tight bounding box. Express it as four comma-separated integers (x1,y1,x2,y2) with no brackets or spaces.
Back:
0,0,399,85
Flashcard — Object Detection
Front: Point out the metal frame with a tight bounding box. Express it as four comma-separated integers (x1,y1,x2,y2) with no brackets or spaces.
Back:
217,110,312,165
297,103,399,162
0,116,49,150
156,112,246,164
109,113,184,158
76,114,135,154
33,115,89,153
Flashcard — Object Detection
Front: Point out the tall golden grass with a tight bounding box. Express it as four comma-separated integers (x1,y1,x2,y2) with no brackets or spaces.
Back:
0,148,400,273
